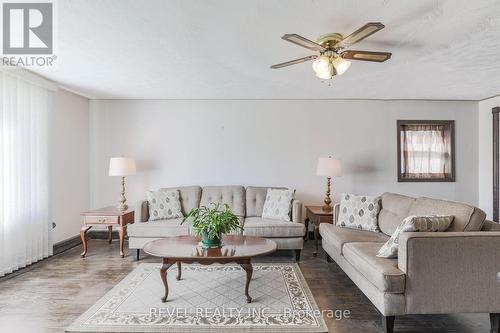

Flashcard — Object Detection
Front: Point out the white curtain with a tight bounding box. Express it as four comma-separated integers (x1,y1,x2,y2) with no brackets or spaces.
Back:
0,70,53,277
401,124,450,177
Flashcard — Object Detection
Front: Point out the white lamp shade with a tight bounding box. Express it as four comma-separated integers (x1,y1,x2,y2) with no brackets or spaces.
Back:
109,157,136,176
316,157,342,177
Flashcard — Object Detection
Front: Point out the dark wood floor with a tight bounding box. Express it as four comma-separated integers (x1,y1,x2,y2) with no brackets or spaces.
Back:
0,239,490,333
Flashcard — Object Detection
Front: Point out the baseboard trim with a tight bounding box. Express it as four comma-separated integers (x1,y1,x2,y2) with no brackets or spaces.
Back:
53,235,81,255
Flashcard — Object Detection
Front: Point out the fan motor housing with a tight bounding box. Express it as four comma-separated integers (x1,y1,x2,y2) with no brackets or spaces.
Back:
317,33,343,49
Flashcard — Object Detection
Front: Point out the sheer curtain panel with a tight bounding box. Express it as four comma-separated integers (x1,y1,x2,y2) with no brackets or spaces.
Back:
401,124,450,178
0,70,54,277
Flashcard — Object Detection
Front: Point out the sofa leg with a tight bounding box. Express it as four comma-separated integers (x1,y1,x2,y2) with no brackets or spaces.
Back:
135,249,140,261
491,313,500,333
326,253,332,262
381,316,395,333
295,249,301,262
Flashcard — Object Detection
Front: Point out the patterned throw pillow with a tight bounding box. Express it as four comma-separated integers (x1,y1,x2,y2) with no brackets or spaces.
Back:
261,189,295,221
147,189,183,221
377,215,454,258
337,193,381,232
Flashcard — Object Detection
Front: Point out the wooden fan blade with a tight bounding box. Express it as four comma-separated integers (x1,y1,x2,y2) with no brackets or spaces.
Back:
336,22,385,49
341,50,392,62
270,55,318,69
281,34,326,52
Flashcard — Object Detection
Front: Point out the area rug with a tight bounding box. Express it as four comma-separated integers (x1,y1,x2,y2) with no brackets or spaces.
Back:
66,263,328,332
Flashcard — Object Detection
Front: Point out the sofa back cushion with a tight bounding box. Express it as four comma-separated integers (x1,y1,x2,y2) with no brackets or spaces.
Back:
408,197,486,232
158,186,201,215
200,186,245,217
379,192,416,236
246,186,286,217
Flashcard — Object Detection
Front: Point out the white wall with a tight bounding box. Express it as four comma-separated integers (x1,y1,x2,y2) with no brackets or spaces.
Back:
478,95,500,219
89,99,478,210
50,88,90,243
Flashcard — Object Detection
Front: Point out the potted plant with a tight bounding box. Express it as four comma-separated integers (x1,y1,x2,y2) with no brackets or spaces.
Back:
182,203,242,248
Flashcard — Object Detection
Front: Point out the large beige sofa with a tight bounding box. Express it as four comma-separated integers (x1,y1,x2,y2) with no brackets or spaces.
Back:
319,192,500,333
129,185,305,260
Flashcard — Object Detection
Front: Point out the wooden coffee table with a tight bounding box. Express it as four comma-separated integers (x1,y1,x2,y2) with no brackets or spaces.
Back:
143,235,277,303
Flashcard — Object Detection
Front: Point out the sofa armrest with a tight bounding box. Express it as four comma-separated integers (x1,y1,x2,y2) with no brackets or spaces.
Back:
398,231,500,314
333,203,340,225
291,199,302,223
134,200,149,223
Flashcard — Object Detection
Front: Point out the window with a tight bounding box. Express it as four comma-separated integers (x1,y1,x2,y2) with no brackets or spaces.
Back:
397,120,455,182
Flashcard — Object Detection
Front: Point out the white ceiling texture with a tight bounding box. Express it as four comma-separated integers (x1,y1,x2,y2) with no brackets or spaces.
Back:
32,0,500,100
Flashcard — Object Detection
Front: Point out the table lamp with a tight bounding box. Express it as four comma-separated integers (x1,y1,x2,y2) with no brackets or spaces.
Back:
109,157,136,211
316,157,342,212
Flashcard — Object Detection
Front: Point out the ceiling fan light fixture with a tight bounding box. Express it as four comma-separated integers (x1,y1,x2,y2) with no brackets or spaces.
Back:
315,69,333,80
312,56,333,79
270,22,391,80
331,57,351,76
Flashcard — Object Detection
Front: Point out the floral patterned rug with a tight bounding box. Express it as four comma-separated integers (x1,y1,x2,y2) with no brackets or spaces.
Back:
66,263,327,332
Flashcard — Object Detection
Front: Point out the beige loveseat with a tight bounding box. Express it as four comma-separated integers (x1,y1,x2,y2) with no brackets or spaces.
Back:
128,185,305,260
319,192,500,333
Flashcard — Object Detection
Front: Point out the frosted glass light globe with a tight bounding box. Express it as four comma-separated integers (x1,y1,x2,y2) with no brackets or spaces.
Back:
332,57,351,75
312,56,333,79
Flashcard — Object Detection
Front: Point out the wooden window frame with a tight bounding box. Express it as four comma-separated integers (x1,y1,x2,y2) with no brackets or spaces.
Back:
397,120,455,182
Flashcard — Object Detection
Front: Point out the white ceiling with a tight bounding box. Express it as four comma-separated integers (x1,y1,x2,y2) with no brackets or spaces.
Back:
32,0,500,100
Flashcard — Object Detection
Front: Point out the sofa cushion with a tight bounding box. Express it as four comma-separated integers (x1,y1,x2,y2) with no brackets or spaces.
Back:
127,219,189,237
146,189,183,221
337,193,381,232
246,186,286,217
262,189,295,221
200,186,245,217
377,215,454,258
319,223,389,255
378,192,416,236
158,186,201,215
408,197,486,232
343,242,405,293
243,217,305,238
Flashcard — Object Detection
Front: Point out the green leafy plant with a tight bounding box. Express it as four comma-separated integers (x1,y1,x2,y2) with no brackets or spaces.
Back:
182,203,242,247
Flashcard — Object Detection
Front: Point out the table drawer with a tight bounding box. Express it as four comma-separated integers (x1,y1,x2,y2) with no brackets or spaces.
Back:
85,216,119,224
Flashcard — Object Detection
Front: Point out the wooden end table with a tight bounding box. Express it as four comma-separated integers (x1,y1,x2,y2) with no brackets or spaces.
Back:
304,205,334,256
143,235,277,303
80,206,134,258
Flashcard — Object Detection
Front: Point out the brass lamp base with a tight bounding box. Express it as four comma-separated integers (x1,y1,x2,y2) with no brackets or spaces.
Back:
117,176,128,211
117,203,128,211
322,177,333,212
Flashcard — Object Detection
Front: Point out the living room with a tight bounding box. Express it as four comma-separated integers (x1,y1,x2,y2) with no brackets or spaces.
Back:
1,1,499,333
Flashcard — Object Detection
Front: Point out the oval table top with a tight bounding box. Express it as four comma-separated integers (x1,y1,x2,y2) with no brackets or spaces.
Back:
143,235,277,259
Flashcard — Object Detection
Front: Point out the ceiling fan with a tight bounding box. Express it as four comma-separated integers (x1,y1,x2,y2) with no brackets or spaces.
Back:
270,22,392,80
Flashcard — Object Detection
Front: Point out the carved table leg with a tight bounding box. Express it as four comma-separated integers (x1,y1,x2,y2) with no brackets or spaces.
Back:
117,225,127,258
313,222,320,256
107,226,113,244
238,259,253,303
80,226,92,257
176,261,182,280
160,260,173,303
